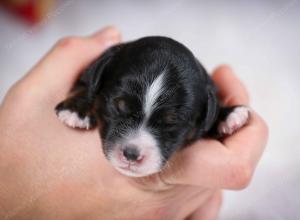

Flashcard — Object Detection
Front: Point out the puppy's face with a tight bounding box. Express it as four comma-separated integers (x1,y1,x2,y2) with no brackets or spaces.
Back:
55,37,219,177
100,69,193,177
90,37,216,177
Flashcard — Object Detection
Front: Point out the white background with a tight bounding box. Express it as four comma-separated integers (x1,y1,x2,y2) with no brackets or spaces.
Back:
0,0,299,219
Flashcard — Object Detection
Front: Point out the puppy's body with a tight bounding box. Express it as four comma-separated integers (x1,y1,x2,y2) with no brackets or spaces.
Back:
56,36,249,177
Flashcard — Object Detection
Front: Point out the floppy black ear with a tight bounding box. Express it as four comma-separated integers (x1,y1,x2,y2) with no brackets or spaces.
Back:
189,86,219,140
78,44,122,100
202,86,219,132
55,45,122,129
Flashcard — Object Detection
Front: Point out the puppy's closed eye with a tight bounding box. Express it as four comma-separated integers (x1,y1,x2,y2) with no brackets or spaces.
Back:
113,97,142,119
163,111,181,125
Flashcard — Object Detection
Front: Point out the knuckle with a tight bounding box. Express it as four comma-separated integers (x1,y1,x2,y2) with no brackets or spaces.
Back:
5,81,27,99
2,82,35,111
9,81,36,101
229,159,253,190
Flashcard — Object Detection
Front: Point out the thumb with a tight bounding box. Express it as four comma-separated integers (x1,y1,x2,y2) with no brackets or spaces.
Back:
15,26,121,100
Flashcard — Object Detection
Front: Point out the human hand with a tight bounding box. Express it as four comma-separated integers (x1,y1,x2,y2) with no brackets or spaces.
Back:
0,27,268,220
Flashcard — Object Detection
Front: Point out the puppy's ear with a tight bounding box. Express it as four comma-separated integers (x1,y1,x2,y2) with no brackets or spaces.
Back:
79,44,122,98
202,86,219,132
188,86,219,141
55,45,122,130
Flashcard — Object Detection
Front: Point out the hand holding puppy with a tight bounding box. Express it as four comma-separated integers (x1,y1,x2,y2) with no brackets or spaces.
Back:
0,27,268,220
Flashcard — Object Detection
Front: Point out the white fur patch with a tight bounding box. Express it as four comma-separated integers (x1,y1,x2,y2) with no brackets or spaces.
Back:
218,106,250,135
57,110,90,129
144,73,164,117
109,126,162,177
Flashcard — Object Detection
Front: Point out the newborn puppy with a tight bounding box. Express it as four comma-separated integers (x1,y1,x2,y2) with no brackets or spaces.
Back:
55,36,249,177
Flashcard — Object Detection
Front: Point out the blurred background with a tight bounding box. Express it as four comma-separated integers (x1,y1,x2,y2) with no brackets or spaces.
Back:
0,0,299,219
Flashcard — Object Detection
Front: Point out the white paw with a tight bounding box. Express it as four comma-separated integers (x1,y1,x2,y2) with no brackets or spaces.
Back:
57,110,90,129
218,106,250,136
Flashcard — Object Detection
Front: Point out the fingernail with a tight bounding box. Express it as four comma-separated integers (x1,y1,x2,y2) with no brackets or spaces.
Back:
92,26,121,50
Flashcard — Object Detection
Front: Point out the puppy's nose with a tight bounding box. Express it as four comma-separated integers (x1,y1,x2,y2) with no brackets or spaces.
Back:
123,146,140,161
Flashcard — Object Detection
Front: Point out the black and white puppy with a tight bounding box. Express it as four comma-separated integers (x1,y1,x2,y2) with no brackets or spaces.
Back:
55,36,249,177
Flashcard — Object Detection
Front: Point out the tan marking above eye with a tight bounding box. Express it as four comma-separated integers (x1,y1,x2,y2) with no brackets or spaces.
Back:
115,98,126,112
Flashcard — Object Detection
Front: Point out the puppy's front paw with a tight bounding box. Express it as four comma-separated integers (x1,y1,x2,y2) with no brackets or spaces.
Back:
55,100,96,130
56,109,91,129
218,106,250,136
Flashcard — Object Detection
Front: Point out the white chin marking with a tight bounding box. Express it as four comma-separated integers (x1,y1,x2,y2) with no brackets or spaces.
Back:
57,110,90,129
218,106,250,136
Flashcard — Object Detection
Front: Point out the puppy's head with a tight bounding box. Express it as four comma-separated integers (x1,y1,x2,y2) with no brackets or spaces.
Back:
91,37,217,177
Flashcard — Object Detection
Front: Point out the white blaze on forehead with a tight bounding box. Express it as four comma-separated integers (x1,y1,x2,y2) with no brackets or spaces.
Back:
144,73,165,117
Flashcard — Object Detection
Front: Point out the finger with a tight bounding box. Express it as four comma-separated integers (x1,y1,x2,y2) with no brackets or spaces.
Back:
17,26,121,96
211,64,250,106
160,110,268,190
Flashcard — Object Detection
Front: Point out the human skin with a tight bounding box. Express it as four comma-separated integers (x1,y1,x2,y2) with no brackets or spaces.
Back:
0,27,268,220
